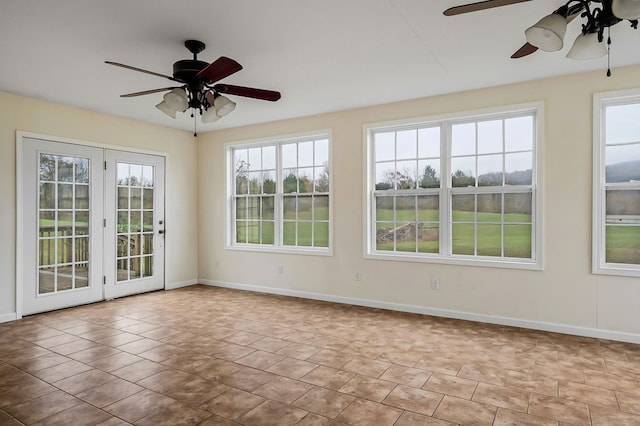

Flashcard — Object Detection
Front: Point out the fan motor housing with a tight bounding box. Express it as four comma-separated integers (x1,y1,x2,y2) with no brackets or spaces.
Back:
172,59,208,83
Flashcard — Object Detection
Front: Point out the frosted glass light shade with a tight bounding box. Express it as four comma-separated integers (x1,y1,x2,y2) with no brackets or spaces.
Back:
612,0,640,19
525,13,567,51
201,107,220,123
155,100,176,119
567,32,607,59
163,88,188,111
214,95,236,117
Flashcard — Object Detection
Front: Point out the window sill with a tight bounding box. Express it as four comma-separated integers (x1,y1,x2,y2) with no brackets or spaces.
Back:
365,251,542,271
593,264,640,278
226,244,333,257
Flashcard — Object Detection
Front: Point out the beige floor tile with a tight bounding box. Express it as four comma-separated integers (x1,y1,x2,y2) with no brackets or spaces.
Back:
528,393,590,424
110,359,170,382
76,378,144,407
379,364,432,388
505,370,559,397
3,390,82,424
85,351,143,372
104,389,176,422
293,387,355,419
590,405,640,425
219,366,275,392
135,400,211,426
338,375,396,402
458,363,509,385
558,379,618,409
266,358,318,379
276,342,321,360
237,399,308,426
192,358,244,381
236,349,285,369
434,395,497,425
341,357,390,378
248,337,291,353
423,373,478,400
31,402,112,426
493,407,558,426
617,390,640,415
116,337,164,354
382,384,443,416
472,382,530,412
395,411,458,425
4,352,70,372
306,349,353,369
52,369,117,395
200,387,265,420
336,398,402,426
254,376,313,404
301,365,355,390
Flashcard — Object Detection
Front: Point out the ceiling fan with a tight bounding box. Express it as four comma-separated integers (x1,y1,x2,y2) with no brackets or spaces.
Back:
443,0,640,68
106,40,281,132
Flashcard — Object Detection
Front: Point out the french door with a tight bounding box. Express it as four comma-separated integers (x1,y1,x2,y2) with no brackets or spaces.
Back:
19,137,165,316
104,150,165,299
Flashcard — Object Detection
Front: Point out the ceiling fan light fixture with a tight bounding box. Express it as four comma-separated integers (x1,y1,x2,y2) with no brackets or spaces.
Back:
566,32,607,59
214,95,236,117
525,12,567,51
164,88,189,111
155,100,176,119
612,0,640,19
201,107,221,123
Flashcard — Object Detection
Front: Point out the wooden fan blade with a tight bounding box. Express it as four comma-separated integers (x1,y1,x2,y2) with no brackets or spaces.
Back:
105,61,177,81
120,87,181,98
214,84,281,101
197,56,243,84
510,43,538,58
444,0,531,16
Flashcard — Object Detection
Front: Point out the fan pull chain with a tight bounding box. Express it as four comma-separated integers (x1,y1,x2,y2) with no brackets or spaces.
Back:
606,27,612,77
193,110,198,137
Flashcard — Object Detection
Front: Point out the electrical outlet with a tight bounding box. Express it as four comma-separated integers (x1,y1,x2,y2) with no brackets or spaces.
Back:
431,278,440,290
278,265,284,275
215,260,220,268
354,272,362,281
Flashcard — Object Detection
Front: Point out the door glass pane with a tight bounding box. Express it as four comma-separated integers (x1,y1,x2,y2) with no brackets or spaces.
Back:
116,162,155,282
38,153,92,294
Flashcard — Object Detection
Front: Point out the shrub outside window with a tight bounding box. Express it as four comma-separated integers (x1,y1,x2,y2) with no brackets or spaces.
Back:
230,134,330,253
593,91,640,276
367,106,541,268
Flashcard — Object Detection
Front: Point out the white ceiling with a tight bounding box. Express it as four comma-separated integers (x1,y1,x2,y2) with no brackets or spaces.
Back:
1,1,639,133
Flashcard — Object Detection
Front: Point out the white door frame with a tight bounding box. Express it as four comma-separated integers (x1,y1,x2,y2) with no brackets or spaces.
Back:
16,131,168,318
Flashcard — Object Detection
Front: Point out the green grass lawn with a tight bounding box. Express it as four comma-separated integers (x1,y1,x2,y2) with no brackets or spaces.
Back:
606,225,640,264
376,208,532,258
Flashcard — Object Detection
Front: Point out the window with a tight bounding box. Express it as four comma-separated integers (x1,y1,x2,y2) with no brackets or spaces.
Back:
229,133,331,253
367,105,541,268
594,91,640,276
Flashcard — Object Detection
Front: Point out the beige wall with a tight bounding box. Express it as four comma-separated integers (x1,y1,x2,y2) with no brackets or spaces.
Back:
197,65,640,340
0,92,199,318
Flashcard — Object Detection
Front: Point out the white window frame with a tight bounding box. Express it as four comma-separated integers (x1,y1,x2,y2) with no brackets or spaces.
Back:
225,131,332,256
364,103,544,270
593,89,640,277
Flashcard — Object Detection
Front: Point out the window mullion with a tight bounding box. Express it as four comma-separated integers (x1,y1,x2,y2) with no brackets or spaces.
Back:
441,122,452,256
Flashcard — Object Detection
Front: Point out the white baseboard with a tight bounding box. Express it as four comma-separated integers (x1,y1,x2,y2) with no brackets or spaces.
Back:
166,279,198,290
199,279,640,344
0,312,18,323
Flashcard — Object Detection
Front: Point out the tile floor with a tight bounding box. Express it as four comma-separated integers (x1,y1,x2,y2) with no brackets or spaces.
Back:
1,285,639,425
